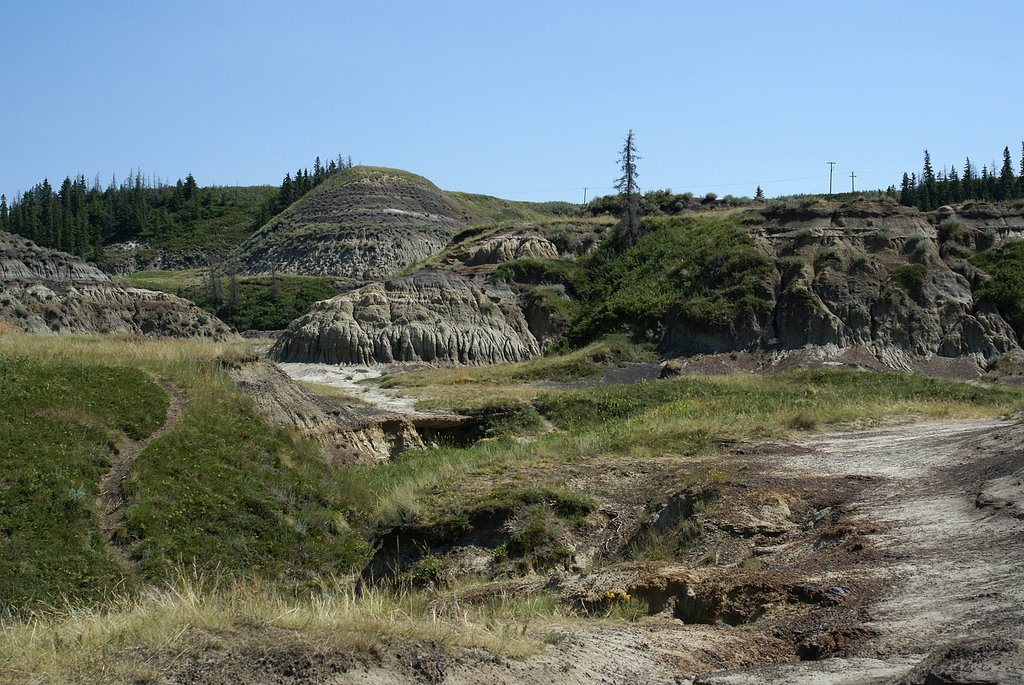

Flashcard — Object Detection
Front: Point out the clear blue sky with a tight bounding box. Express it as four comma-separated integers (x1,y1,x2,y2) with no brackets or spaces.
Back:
2,0,1021,203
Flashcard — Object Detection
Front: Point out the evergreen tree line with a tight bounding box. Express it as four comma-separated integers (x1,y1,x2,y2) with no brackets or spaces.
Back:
0,171,208,259
899,144,1024,210
251,154,353,227
0,153,352,259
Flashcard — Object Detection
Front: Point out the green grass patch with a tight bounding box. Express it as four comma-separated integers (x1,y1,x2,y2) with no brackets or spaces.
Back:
972,241,1024,342
0,355,167,610
117,269,204,292
340,368,1023,541
447,192,577,223
377,336,657,412
0,337,369,600
124,371,367,583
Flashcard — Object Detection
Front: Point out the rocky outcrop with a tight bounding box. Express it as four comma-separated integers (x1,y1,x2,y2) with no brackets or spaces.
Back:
98,240,228,276
227,167,471,280
458,232,559,266
271,269,540,365
0,231,232,338
225,357,423,464
661,201,1023,371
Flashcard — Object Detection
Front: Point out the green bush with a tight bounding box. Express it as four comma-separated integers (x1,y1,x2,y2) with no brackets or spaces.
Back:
972,241,1024,341
184,274,339,330
891,264,928,294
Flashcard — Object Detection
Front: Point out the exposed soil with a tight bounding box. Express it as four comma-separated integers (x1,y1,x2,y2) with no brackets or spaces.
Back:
698,418,1024,683
145,417,1024,684
98,379,186,566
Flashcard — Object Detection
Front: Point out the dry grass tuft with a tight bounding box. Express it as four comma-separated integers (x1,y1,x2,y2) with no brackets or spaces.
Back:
0,571,554,685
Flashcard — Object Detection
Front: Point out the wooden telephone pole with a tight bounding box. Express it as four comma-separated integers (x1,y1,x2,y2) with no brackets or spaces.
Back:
850,172,857,192
828,161,836,194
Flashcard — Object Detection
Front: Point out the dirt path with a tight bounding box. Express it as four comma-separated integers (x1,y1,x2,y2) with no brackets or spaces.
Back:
698,417,1024,683
98,379,186,566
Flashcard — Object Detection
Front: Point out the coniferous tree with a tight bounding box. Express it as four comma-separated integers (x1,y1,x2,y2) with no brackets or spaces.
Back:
614,129,642,247
0,194,8,232
998,146,1016,201
920,150,936,210
754,186,765,202
899,173,914,205
962,157,975,200
1020,142,1024,197
948,166,961,204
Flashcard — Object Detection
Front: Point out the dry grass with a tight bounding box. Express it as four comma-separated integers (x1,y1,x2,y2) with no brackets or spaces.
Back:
0,333,252,382
0,572,557,685
0,317,23,337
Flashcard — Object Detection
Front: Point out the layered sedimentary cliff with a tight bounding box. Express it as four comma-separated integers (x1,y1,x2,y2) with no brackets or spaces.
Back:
227,167,471,280
0,230,232,337
225,357,423,464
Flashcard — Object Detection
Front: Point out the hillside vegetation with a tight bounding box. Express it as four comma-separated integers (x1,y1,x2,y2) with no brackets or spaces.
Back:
119,271,341,331
0,174,274,260
0,336,368,612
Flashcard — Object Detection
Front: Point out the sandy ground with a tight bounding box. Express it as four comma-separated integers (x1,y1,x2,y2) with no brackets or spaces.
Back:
278,362,420,412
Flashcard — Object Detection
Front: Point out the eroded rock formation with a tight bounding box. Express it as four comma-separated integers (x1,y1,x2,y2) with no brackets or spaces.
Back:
661,201,1024,370
271,269,540,365
225,357,424,465
0,231,233,338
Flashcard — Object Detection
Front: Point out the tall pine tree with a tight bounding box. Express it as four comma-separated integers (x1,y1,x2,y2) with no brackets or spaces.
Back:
998,146,1016,201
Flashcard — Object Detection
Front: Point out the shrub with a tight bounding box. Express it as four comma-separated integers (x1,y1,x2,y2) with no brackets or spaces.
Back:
938,218,965,243
891,264,928,293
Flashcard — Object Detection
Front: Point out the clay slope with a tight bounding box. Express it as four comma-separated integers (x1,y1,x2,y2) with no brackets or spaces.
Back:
0,230,233,337
227,166,471,280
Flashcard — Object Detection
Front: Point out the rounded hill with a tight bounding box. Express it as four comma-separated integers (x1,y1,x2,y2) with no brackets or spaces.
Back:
227,166,472,280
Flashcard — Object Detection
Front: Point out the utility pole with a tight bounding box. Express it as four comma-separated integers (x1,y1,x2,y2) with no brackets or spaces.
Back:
850,171,856,192
583,187,588,204
828,161,837,194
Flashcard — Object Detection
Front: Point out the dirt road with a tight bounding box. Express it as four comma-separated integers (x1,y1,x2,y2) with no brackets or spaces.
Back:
699,418,1024,683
